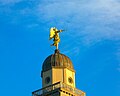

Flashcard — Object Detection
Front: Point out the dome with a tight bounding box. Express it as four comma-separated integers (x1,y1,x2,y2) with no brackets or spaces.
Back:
42,49,74,72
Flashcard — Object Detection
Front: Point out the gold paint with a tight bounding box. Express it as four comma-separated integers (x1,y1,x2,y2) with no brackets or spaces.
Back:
49,27,64,49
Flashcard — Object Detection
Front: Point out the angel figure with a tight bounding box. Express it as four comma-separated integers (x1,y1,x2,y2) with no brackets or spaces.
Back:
49,27,64,49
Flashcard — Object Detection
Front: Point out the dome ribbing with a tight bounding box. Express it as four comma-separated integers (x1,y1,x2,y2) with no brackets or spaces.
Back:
42,50,74,72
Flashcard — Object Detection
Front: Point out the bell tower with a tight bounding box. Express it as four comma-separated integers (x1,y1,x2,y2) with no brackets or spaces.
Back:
32,27,86,96
41,49,76,88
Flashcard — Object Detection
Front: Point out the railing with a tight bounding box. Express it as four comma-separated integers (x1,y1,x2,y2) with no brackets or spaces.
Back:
32,82,85,96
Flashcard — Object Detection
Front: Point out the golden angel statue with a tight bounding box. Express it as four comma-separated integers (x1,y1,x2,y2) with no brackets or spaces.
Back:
49,27,64,49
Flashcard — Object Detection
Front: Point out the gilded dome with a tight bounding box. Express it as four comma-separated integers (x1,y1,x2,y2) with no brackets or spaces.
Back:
42,49,74,72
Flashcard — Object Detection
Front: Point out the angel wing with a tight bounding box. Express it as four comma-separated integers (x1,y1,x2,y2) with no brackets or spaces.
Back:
49,27,58,39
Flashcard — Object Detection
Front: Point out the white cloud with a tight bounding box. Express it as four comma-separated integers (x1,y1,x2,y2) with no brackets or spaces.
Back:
0,0,120,49
117,46,120,72
36,0,120,44
117,63,120,72
35,0,120,64
117,68,120,72
0,0,22,5
62,47,80,56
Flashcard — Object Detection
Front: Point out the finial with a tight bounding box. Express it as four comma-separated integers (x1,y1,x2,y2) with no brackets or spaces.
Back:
55,49,60,54
49,27,64,49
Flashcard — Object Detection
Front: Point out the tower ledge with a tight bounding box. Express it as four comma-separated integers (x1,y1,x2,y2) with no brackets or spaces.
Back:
32,82,86,96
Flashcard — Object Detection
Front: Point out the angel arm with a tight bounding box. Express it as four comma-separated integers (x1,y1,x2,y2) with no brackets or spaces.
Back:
56,30,65,33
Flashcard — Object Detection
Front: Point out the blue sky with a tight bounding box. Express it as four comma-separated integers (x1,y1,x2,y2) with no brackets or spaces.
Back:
0,0,120,96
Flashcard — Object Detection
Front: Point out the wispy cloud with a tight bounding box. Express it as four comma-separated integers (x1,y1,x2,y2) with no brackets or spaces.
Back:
36,0,120,43
62,47,80,56
117,44,120,72
117,67,120,72
36,0,120,64
0,0,35,25
0,0,22,5
0,0,120,72
0,0,120,57
1,0,120,42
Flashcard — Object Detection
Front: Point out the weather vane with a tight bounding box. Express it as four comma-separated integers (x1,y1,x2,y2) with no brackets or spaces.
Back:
49,27,64,49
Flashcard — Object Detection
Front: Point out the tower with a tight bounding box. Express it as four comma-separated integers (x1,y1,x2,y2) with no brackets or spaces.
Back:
32,27,86,96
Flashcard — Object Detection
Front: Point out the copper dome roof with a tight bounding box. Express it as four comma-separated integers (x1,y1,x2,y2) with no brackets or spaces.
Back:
42,50,74,72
